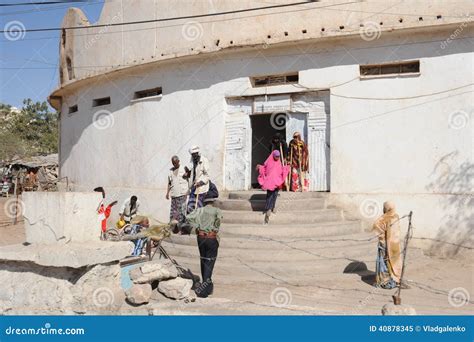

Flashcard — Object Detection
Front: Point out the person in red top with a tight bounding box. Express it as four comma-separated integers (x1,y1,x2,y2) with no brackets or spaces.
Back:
94,187,117,240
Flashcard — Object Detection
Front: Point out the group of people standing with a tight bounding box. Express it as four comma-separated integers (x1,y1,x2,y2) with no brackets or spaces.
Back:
165,145,222,298
258,131,310,223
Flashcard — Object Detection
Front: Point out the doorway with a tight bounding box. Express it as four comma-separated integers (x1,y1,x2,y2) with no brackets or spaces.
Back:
250,114,286,188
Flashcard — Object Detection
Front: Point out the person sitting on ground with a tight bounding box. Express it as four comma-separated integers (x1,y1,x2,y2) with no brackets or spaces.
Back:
257,150,290,224
119,195,140,224
94,186,117,240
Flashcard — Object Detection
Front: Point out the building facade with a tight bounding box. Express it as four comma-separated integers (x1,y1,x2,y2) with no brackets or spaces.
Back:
49,1,473,255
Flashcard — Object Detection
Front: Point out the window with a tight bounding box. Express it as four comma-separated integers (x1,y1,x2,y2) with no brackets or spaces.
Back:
134,87,162,99
92,97,111,107
251,73,299,87
360,60,420,77
68,105,78,114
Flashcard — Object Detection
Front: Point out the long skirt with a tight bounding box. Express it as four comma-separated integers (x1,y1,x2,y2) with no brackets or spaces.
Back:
375,241,398,289
264,189,279,212
187,187,206,214
170,195,187,223
290,168,309,192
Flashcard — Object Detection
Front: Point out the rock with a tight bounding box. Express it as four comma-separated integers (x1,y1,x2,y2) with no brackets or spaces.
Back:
129,260,178,284
382,303,417,315
158,277,193,300
125,284,152,305
0,241,133,269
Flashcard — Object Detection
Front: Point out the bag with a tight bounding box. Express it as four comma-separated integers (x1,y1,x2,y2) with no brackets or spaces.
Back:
206,181,219,199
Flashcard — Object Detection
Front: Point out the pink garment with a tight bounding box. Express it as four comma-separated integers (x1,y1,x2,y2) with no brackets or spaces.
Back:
258,154,290,191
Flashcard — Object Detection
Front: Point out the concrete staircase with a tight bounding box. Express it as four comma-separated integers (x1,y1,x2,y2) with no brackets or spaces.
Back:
159,191,377,312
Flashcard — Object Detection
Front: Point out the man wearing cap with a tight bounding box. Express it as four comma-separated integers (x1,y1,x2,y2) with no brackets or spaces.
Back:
184,146,210,214
185,195,223,298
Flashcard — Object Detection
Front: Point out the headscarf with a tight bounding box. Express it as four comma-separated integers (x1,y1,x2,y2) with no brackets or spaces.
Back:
373,200,402,282
257,152,290,191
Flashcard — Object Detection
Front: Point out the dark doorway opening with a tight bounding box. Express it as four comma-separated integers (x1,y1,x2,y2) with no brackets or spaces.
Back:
250,114,286,188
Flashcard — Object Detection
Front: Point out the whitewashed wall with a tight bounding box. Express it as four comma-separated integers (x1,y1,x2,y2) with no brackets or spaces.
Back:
59,30,473,254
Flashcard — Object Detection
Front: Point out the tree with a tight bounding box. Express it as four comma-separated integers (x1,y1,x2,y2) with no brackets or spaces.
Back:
0,99,58,161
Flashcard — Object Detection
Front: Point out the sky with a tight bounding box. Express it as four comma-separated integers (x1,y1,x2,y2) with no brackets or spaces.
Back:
0,0,105,109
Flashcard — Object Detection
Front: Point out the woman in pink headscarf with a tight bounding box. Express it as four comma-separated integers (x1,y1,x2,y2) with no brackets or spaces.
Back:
257,150,290,224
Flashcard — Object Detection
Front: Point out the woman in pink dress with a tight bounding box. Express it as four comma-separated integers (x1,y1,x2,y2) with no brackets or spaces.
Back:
257,150,290,224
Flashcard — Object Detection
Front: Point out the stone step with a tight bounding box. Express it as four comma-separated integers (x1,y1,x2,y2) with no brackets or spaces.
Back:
227,191,327,201
163,232,374,249
221,209,343,224
220,221,362,238
215,198,326,211
161,240,373,262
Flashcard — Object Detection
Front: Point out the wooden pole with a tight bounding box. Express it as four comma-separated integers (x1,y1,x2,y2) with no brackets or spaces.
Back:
393,211,413,305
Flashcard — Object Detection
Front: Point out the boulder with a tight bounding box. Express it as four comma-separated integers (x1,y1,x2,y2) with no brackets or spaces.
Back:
158,277,193,300
129,260,178,284
382,303,417,315
125,284,152,305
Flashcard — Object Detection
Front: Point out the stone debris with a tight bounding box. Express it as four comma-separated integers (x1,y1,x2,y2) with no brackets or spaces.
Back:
129,259,178,284
381,303,417,315
158,277,193,300
125,283,153,305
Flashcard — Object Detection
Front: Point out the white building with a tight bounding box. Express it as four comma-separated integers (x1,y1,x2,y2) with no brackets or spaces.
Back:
49,1,473,255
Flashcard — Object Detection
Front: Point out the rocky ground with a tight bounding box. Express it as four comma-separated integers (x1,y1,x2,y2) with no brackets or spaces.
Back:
0,195,472,315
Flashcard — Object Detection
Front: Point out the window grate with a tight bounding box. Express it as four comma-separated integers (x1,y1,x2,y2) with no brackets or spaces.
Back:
360,60,420,77
251,73,299,87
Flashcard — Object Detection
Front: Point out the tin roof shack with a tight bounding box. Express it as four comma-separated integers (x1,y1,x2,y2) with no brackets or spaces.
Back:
3,154,59,192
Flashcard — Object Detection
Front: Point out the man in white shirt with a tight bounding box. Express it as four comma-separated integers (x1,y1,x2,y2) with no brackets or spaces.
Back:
184,145,210,214
166,155,189,226
119,195,140,224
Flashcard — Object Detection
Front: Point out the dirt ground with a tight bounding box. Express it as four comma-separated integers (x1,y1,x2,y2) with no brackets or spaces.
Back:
0,196,472,315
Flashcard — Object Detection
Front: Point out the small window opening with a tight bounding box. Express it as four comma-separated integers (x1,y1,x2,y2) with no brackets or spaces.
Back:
251,72,299,87
92,97,111,107
68,105,78,114
360,60,420,77
134,87,162,99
